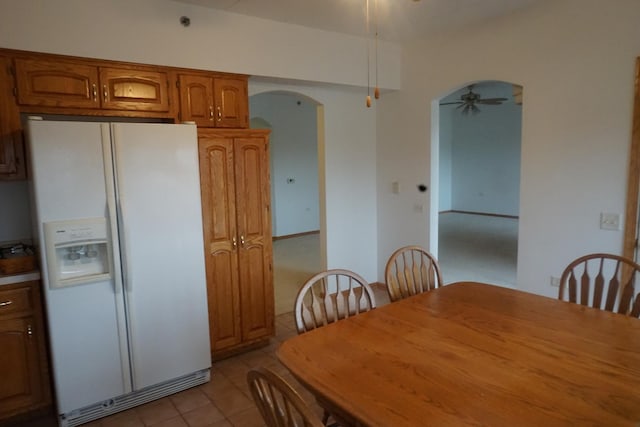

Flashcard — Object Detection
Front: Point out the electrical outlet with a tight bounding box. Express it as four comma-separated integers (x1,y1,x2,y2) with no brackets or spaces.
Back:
550,276,560,287
600,212,621,230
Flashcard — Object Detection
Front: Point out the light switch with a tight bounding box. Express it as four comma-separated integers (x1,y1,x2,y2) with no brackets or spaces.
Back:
391,181,400,194
600,213,621,230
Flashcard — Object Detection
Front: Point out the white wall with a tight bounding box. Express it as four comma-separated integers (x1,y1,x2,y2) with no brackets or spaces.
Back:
251,80,377,280
438,107,453,211
445,83,522,216
377,0,640,296
0,0,401,89
0,0,382,282
5,0,639,293
250,92,320,237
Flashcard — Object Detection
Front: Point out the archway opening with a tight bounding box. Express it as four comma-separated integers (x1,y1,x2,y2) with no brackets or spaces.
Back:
249,90,325,314
433,80,523,288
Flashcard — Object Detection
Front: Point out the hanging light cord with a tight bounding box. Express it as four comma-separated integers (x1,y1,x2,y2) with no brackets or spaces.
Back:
365,0,371,107
374,0,380,100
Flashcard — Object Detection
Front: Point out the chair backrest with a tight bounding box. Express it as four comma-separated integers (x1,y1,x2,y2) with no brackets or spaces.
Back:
294,269,377,334
558,253,640,317
247,367,324,427
384,245,443,302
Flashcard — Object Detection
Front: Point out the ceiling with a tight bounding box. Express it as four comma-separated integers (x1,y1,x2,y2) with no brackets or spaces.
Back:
172,0,543,43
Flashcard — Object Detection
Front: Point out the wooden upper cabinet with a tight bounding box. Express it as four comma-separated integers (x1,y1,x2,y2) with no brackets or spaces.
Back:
99,67,170,112
0,55,25,180
15,58,100,109
179,74,215,127
179,74,248,128
214,78,248,128
15,57,171,113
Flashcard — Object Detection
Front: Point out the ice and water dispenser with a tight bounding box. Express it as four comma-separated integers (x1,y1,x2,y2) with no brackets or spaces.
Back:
44,218,112,289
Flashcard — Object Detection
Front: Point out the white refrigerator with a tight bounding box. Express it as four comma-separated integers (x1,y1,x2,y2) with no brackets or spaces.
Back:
27,118,211,426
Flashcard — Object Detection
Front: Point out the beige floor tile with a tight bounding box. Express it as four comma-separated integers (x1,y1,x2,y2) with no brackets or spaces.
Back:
209,391,255,418
148,416,188,427
170,388,212,414
208,420,233,427
136,398,180,426
101,409,144,427
225,407,266,427
182,403,226,427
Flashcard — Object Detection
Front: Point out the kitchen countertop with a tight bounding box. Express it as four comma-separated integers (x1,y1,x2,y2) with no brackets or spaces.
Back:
0,270,41,286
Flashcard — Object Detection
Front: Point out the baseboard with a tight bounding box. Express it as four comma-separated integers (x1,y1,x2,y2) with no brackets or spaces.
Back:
273,230,320,241
439,210,519,219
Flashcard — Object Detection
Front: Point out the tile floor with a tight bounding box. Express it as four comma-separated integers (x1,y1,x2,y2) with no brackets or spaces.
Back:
18,297,387,427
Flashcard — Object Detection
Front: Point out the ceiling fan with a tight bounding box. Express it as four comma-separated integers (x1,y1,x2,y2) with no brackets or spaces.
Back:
440,85,508,114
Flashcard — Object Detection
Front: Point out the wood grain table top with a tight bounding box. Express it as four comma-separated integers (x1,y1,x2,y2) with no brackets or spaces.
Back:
277,282,640,426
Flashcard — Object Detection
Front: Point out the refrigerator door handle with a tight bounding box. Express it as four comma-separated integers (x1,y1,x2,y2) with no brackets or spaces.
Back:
117,200,132,293
102,124,125,295
110,125,133,294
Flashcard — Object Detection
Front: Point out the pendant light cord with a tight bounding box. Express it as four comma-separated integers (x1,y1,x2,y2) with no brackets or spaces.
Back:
366,0,371,106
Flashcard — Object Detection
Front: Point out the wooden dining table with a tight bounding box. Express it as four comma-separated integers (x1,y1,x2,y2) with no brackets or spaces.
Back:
276,282,640,426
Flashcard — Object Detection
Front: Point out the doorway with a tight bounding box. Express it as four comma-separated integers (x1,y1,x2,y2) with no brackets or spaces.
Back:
435,81,522,287
249,91,323,315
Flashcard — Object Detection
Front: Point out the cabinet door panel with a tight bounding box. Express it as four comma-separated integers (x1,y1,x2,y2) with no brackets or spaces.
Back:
0,317,41,414
179,75,214,127
99,67,170,112
0,55,25,179
213,78,248,128
234,137,274,340
15,58,99,108
199,135,242,351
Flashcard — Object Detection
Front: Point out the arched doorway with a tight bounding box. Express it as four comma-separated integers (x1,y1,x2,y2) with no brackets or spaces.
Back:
249,91,324,314
434,80,523,288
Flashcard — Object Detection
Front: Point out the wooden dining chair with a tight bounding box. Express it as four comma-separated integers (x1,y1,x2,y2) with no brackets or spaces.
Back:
293,269,376,425
294,269,377,334
247,367,324,427
558,253,640,317
384,245,443,302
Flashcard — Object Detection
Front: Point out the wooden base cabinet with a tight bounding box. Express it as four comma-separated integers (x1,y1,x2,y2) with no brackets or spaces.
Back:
198,129,274,358
0,281,51,421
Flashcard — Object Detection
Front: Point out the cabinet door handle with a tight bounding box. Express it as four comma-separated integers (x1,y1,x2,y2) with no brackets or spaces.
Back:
27,324,33,337
240,235,245,246
217,106,222,121
92,83,98,102
209,106,214,121
0,300,12,307
103,85,109,102
232,236,237,248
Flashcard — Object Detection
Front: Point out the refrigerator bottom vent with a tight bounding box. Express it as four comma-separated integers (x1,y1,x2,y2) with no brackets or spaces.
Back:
59,369,211,427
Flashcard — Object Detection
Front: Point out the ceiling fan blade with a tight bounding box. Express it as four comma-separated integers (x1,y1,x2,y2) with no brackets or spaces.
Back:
456,103,467,110
440,101,464,106
477,100,504,105
471,104,480,114
478,97,508,103
462,104,471,114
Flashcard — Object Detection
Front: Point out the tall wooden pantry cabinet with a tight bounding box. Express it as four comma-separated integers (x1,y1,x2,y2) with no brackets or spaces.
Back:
198,129,274,358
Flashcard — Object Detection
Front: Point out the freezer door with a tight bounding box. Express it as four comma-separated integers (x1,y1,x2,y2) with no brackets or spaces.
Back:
111,123,211,389
27,120,131,413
